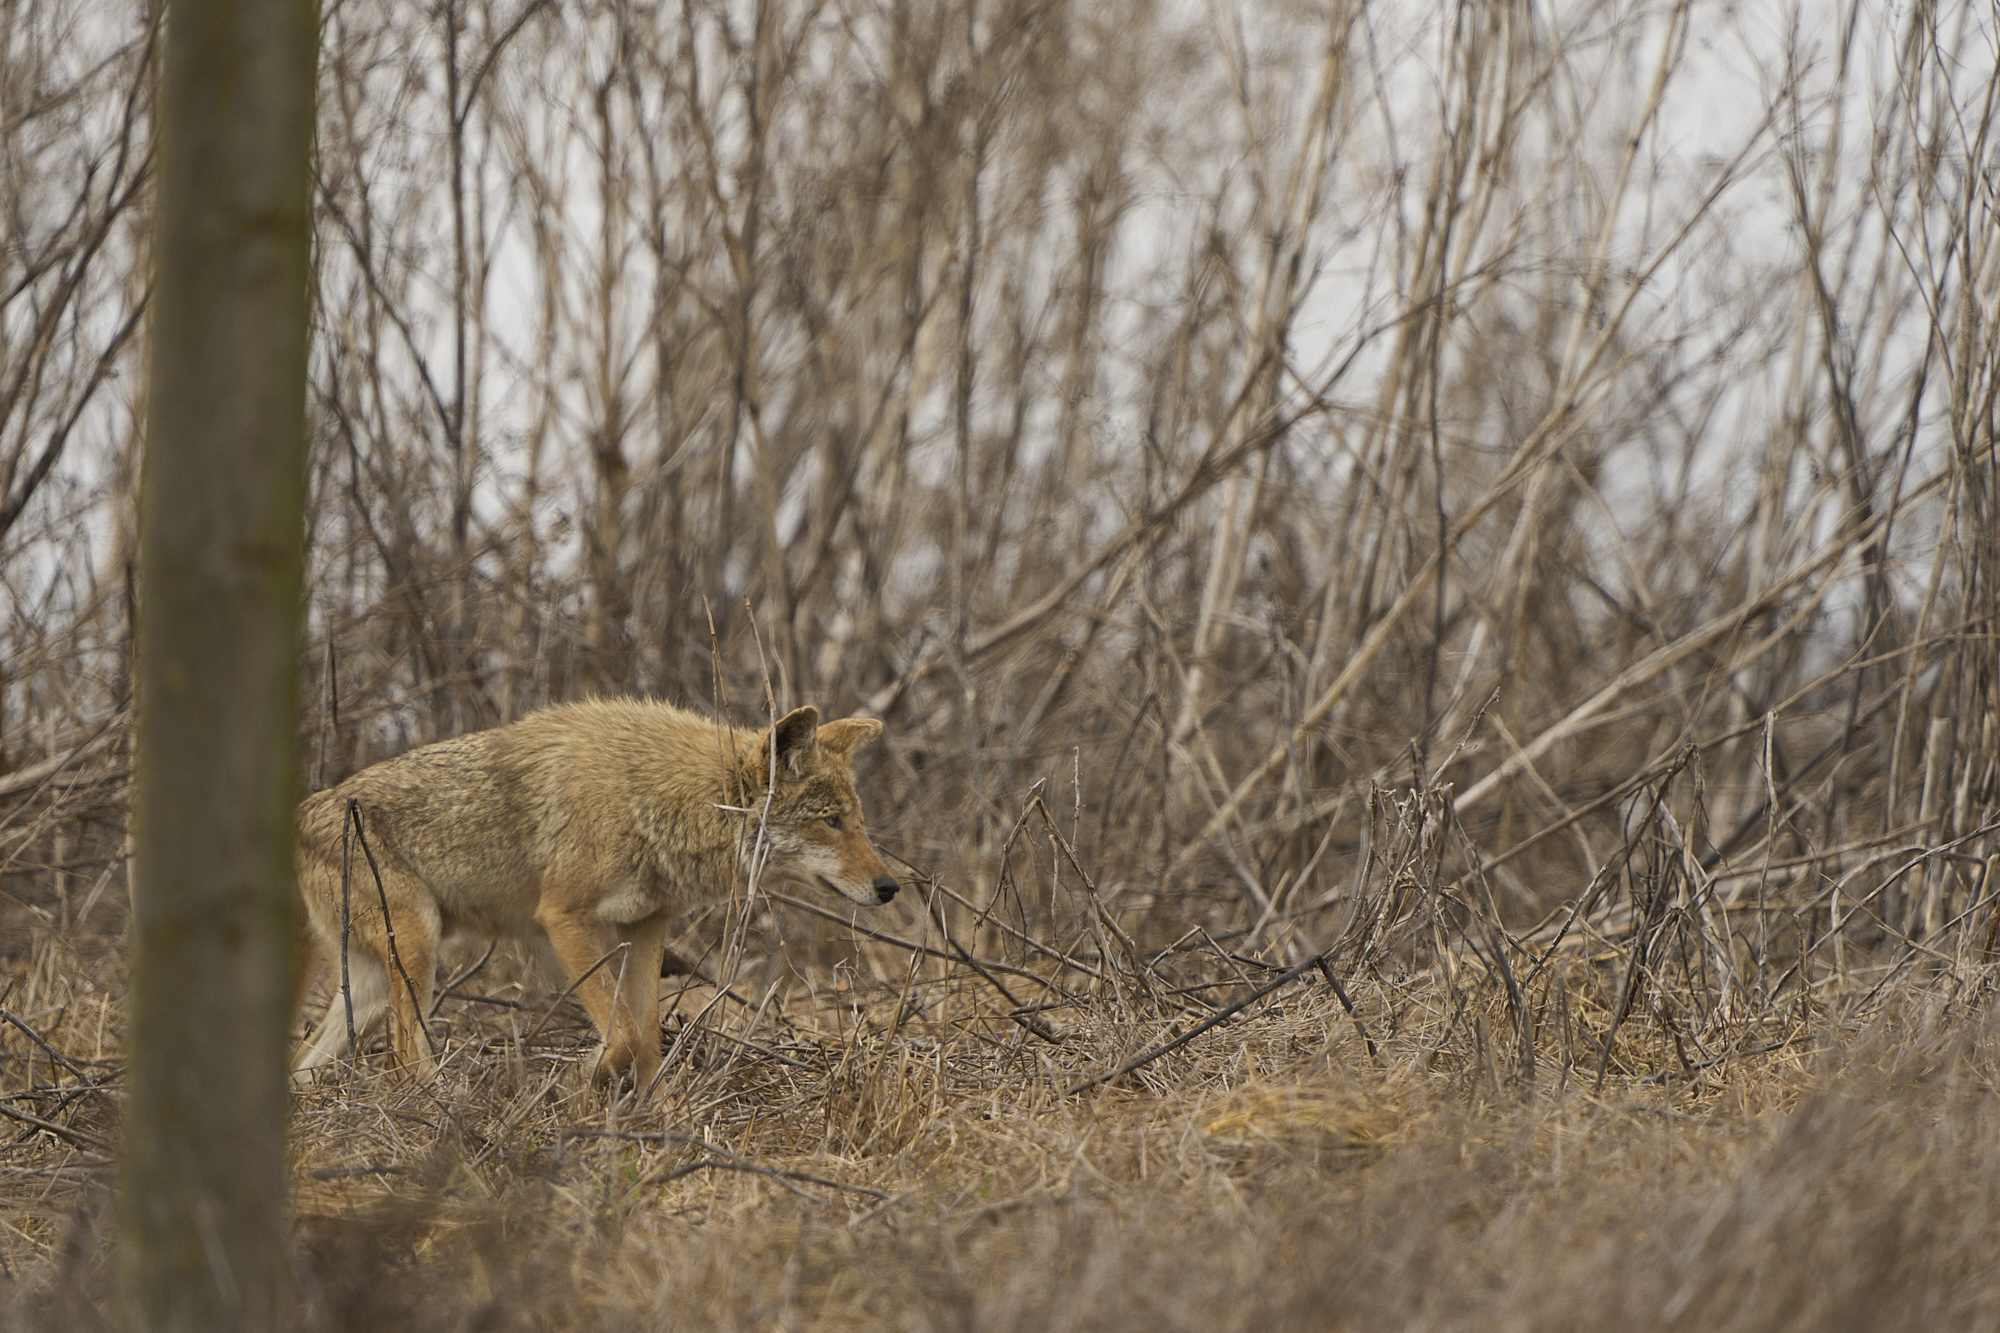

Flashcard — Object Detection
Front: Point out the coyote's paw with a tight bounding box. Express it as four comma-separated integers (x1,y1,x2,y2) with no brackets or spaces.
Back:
588,1039,661,1097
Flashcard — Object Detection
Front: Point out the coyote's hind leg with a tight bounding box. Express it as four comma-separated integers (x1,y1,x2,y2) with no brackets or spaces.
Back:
292,953,390,1081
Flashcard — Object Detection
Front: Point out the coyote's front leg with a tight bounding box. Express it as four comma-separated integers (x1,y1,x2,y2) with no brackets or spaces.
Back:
611,914,669,1091
537,902,665,1090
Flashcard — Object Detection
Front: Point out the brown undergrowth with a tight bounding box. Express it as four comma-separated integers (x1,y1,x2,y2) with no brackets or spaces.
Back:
7,0,2000,1324
4,805,1999,1331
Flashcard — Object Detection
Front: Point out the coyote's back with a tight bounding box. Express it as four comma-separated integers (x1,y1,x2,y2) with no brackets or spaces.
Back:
291,699,896,1089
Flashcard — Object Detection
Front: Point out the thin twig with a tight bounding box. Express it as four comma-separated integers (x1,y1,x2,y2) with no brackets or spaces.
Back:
430,940,498,1019
1063,952,1326,1096
519,942,631,1050
1313,958,1382,1065
340,798,356,1055
349,799,429,1060
763,890,1077,997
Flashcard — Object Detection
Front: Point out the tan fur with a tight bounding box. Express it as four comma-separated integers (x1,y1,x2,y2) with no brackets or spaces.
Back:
290,699,896,1089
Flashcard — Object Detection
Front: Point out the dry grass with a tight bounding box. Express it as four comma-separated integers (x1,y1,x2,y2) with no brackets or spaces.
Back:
5,801,2000,1330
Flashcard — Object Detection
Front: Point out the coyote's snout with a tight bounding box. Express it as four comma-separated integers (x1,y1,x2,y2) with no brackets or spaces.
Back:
290,699,896,1090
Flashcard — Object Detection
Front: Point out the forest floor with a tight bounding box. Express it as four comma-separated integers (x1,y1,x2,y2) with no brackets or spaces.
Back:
2,884,1996,1332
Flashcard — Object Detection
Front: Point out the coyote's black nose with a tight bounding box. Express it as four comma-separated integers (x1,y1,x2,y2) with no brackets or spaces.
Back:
873,876,900,903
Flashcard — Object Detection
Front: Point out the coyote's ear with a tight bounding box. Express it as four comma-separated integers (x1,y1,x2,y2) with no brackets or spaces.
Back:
765,706,820,778
816,716,883,757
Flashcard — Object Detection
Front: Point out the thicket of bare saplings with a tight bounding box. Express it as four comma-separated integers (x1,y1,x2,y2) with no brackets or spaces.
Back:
3,0,1999,1326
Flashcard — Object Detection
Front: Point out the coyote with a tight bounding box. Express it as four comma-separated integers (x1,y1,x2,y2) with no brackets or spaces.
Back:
290,699,898,1089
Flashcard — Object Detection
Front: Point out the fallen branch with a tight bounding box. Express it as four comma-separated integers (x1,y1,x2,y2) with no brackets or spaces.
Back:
308,1163,411,1181
0,1005,96,1084
568,1128,890,1201
0,1098,111,1152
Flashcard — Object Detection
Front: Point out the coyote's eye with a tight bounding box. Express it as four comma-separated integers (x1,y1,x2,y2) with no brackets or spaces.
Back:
824,814,844,831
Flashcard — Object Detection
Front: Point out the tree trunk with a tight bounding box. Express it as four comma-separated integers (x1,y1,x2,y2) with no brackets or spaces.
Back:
117,0,319,1326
